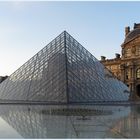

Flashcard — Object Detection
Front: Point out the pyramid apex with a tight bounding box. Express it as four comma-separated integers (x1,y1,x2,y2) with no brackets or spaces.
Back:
63,30,68,34
59,30,68,37
63,30,67,32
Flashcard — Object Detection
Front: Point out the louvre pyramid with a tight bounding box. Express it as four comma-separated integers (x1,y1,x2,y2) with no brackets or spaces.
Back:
0,31,130,103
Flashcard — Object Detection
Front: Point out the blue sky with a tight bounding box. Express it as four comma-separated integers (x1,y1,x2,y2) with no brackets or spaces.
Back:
0,1,140,75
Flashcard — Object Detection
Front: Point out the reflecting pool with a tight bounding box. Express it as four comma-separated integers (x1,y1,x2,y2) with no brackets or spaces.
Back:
0,104,140,138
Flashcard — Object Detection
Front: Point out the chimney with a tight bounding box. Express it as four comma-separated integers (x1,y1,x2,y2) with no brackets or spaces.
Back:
134,23,140,29
101,56,106,61
125,26,130,36
115,53,120,59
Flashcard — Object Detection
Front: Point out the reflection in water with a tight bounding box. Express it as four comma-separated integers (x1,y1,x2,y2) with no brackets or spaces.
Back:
111,106,140,138
1,105,140,138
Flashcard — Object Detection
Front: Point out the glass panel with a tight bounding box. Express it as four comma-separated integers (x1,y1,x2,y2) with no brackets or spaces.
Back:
65,32,130,103
0,31,67,103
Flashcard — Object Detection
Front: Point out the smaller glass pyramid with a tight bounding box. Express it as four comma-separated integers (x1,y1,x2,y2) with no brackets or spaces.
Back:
0,31,130,103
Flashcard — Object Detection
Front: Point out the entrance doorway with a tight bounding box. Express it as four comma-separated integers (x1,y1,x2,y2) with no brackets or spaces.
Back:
136,84,140,97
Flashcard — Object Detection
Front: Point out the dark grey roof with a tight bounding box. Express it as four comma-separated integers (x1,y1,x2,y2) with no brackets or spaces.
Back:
125,28,140,43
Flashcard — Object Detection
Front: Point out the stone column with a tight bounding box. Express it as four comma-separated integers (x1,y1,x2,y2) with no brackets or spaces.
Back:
120,64,125,82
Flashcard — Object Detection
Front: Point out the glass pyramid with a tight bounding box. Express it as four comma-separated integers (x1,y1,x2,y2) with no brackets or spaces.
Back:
0,31,130,103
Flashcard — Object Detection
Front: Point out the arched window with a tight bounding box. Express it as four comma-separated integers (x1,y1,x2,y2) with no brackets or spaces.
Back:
136,69,140,79
125,48,131,57
126,70,130,80
136,46,140,55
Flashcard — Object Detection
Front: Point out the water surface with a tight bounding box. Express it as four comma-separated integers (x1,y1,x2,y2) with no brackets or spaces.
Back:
0,104,139,138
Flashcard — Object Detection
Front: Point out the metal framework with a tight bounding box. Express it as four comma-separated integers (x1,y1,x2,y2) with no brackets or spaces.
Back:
0,31,130,103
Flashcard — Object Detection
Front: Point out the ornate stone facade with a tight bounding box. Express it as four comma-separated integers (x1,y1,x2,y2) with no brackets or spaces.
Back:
101,23,140,100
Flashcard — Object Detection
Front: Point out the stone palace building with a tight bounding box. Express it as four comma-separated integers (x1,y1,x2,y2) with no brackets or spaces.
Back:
101,23,140,100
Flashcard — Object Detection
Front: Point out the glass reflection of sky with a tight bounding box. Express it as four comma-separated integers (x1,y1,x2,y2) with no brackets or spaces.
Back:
0,104,139,138
0,117,22,138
